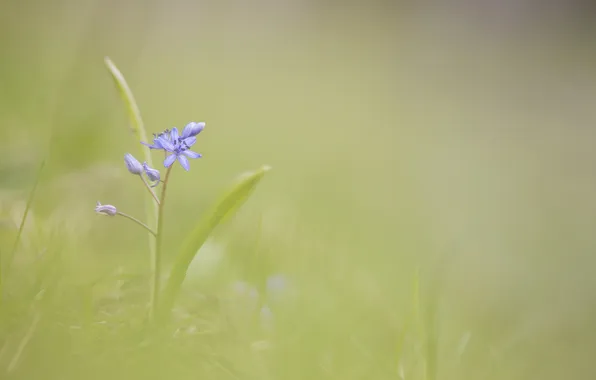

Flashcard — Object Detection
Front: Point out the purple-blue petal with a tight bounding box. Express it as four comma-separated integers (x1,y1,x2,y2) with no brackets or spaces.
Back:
181,123,195,139
153,138,165,149
170,127,179,141
177,155,190,171
181,122,204,138
164,154,177,168
157,137,175,152
141,141,158,149
182,150,202,159
182,136,196,147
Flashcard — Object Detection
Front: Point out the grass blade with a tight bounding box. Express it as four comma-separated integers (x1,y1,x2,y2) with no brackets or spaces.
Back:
0,159,45,306
104,57,158,311
158,165,271,324
103,57,152,161
6,312,41,374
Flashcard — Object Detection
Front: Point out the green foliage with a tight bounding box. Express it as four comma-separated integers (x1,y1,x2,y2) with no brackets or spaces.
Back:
1,5,595,379
159,165,271,324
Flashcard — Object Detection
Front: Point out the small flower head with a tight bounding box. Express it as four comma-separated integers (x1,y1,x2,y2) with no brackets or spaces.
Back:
143,162,160,187
124,153,143,175
141,123,204,171
95,201,117,216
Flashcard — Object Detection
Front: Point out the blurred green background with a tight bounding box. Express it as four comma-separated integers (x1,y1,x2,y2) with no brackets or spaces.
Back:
1,0,596,379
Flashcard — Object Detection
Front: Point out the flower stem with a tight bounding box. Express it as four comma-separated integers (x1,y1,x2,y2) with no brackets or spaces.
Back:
151,165,173,323
139,175,160,205
116,212,157,236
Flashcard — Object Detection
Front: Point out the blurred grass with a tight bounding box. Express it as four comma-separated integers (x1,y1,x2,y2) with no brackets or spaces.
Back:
1,1,596,379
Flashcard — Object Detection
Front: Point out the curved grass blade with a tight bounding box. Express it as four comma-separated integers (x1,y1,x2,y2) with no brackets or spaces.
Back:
158,165,271,324
104,57,158,311
104,57,152,165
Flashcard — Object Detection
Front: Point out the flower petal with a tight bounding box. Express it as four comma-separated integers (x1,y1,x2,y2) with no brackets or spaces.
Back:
194,122,205,134
170,127,179,141
177,155,190,171
181,122,195,139
182,136,196,148
164,154,177,168
181,122,205,138
141,141,158,149
157,137,175,152
161,131,172,142
182,150,202,159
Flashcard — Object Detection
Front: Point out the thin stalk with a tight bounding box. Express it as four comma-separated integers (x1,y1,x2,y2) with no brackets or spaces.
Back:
150,165,173,322
116,212,157,237
1,160,45,304
104,57,159,321
6,312,41,374
139,175,160,205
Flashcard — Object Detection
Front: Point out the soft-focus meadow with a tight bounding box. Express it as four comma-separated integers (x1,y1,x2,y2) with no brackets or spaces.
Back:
1,1,596,379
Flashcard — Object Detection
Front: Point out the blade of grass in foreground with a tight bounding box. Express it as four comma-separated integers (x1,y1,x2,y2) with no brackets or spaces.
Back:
158,165,271,324
104,57,159,313
0,159,45,306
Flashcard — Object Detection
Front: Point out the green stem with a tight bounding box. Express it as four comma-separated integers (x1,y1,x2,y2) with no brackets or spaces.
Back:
116,212,157,236
139,175,160,205
151,165,173,322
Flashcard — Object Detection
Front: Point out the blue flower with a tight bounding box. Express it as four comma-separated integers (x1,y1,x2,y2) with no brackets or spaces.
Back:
141,130,173,150
141,123,204,171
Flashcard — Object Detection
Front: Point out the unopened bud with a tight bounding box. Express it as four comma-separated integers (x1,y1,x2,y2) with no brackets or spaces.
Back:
143,162,161,187
124,153,143,175
95,201,117,216
181,122,205,139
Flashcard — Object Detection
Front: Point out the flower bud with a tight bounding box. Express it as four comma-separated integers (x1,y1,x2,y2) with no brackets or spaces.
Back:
95,201,117,216
181,122,205,139
124,153,143,175
143,162,161,187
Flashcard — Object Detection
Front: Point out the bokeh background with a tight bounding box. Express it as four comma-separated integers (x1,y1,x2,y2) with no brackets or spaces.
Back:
1,0,596,379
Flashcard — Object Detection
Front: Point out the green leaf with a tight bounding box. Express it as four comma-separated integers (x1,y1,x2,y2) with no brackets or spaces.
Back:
158,165,272,324
104,57,158,308
104,57,152,166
